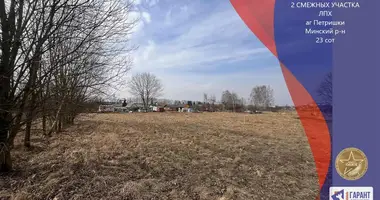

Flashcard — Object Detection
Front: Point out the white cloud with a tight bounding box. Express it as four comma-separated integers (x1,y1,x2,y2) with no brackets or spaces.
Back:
132,0,159,8
133,8,269,71
127,11,151,38
141,40,156,60
180,5,188,13
133,0,142,5
128,11,144,34
164,9,172,25
141,12,151,23
148,0,159,7
133,42,270,72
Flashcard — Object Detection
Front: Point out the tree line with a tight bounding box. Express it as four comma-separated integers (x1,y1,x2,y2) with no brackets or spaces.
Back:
216,85,275,112
126,71,334,113
125,72,276,112
0,0,136,171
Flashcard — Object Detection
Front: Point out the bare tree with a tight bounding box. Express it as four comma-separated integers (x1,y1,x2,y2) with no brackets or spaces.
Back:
240,97,247,110
209,94,216,111
202,93,209,111
231,92,239,112
221,90,240,112
203,93,208,104
0,0,137,171
317,72,332,105
128,72,163,110
221,90,231,111
201,93,216,111
250,85,274,110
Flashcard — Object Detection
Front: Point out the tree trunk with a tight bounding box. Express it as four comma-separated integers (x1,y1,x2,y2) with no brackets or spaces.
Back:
47,97,65,136
42,114,46,135
0,92,12,171
24,91,38,147
8,102,27,148
57,114,62,133
24,54,40,148
0,143,12,172
0,113,12,172
0,63,13,171
24,123,31,148
0,70,12,171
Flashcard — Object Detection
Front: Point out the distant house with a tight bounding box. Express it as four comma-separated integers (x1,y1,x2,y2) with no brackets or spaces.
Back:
151,105,165,112
165,104,187,112
98,105,115,112
114,105,129,112
98,99,201,113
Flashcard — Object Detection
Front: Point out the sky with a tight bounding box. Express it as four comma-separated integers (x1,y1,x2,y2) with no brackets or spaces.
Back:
119,0,294,106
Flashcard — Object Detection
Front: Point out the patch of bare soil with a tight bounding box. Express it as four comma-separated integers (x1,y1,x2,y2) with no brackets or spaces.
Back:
0,112,318,200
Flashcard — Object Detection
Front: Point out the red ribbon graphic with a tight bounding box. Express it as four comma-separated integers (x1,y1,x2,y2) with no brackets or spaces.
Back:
230,0,331,199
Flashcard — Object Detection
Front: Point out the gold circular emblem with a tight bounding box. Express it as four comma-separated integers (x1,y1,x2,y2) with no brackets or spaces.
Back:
335,147,368,181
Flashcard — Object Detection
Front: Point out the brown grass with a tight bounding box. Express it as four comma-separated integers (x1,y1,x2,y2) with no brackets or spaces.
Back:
0,112,319,200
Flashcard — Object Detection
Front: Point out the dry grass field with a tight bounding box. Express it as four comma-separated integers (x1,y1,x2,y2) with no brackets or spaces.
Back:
1,112,319,200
